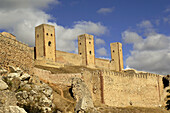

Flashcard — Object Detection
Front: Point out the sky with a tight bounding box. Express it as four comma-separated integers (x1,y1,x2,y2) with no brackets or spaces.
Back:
0,0,170,75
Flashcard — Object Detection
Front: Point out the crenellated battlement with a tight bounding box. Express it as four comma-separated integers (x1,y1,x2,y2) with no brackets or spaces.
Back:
92,69,161,79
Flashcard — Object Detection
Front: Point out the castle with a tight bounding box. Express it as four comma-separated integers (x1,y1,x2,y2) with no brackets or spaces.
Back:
0,24,169,110
34,24,123,71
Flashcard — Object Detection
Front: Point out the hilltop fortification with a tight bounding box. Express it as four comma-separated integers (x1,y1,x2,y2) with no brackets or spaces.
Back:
0,24,169,112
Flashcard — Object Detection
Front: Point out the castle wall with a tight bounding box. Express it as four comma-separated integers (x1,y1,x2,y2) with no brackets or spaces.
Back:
29,47,35,59
95,58,110,70
55,50,82,66
34,58,64,68
101,70,164,107
33,67,82,86
1,32,16,40
0,34,34,73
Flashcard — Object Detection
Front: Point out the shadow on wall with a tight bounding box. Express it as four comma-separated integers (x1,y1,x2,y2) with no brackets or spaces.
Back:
163,75,170,110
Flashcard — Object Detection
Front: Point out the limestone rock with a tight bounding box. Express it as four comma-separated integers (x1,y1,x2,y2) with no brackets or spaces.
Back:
71,78,94,113
16,83,54,113
7,73,20,79
0,67,7,75
9,66,17,73
9,66,22,73
0,90,17,107
0,80,8,90
0,106,27,113
10,77,21,91
20,73,30,81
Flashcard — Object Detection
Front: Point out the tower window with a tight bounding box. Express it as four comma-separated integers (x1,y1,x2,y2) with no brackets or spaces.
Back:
89,51,91,55
48,41,51,46
37,34,39,38
80,43,81,45
80,53,82,55
113,50,115,52
89,42,91,44
46,33,48,36
51,34,53,36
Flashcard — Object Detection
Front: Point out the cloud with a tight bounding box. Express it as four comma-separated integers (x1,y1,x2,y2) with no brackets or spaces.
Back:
137,20,153,28
97,7,114,14
163,15,170,24
95,38,105,46
164,7,170,12
0,0,108,53
0,0,59,10
122,31,143,44
0,0,59,46
96,47,108,56
0,8,52,46
137,20,156,36
55,21,107,52
74,21,107,36
122,30,170,75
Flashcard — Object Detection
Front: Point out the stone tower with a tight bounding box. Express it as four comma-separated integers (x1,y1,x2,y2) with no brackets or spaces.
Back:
78,34,95,67
110,42,123,71
35,24,56,62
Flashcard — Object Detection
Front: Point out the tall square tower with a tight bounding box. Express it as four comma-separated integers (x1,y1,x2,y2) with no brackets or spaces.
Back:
78,34,95,66
110,42,123,71
35,24,56,62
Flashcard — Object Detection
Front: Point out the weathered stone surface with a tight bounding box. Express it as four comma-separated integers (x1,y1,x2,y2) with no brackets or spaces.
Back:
9,66,18,73
0,67,7,75
7,73,20,79
0,36,34,74
0,106,27,113
71,78,94,112
10,77,21,91
16,83,54,113
0,90,17,107
20,73,30,81
0,80,8,90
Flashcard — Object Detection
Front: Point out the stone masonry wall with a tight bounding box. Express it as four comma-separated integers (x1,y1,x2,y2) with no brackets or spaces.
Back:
101,70,164,107
95,58,110,70
33,67,83,86
55,50,82,66
0,34,34,73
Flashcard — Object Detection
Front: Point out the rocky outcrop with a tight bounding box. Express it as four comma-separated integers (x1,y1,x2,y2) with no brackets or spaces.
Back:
0,66,55,113
0,79,8,90
0,67,7,75
16,83,54,113
0,86,27,113
71,78,94,113
0,106,27,113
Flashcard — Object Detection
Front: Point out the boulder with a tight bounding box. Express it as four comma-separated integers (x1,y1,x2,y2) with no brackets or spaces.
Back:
16,83,54,113
71,78,94,113
0,67,7,75
20,73,30,81
0,106,27,113
7,73,21,79
0,80,8,90
0,90,17,107
9,66,17,73
10,77,21,91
